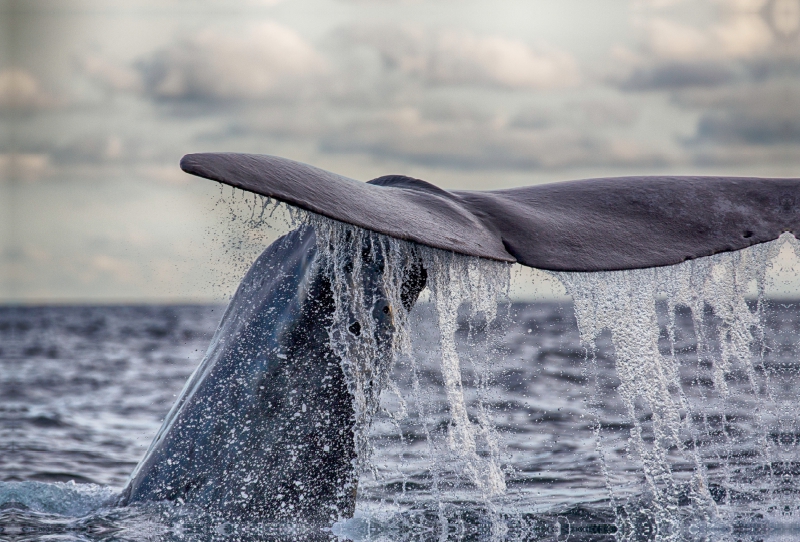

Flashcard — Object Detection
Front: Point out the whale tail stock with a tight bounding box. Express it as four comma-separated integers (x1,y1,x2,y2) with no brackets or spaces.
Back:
181,152,800,272
120,225,427,524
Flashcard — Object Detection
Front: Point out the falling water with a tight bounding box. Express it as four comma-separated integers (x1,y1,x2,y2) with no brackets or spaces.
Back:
555,233,800,537
307,214,421,475
306,212,510,504
306,214,800,535
418,246,510,498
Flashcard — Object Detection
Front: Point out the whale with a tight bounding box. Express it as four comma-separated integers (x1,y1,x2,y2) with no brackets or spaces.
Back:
181,153,800,271
121,152,800,523
118,224,426,523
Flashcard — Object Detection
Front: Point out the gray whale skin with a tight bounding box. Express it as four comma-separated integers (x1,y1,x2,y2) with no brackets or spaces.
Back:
120,153,800,523
119,225,426,524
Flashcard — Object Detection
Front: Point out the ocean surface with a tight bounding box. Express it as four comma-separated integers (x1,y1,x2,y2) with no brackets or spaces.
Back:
3,301,800,541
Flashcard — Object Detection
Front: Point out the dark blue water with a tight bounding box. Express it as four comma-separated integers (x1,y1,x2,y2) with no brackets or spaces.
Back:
3,302,800,540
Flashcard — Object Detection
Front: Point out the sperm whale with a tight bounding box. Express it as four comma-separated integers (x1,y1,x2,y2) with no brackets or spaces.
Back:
181,153,800,271
121,153,800,523
118,223,425,523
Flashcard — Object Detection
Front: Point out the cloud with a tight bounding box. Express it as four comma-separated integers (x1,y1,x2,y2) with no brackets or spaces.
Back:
620,62,742,90
52,134,133,165
508,108,552,130
319,106,669,170
639,16,773,61
686,82,800,146
85,255,139,284
66,22,586,174
337,0,427,3
615,52,800,92
139,22,326,102
696,110,800,144
575,100,639,126
79,53,143,92
614,3,800,92
766,0,800,38
103,0,286,5
640,18,713,60
190,0,286,5
0,153,52,182
711,13,775,56
0,68,53,111
345,26,580,90
716,0,769,11
611,3,800,168
612,14,774,91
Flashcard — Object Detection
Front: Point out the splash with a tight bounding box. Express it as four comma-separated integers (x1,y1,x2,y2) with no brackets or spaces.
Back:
207,190,308,299
419,246,510,497
0,481,116,517
307,214,422,476
555,233,800,533
305,212,510,499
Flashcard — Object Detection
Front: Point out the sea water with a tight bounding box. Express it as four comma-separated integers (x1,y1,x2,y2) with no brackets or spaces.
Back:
4,210,800,540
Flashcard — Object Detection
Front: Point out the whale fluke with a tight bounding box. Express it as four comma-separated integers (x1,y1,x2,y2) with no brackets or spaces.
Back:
181,152,800,272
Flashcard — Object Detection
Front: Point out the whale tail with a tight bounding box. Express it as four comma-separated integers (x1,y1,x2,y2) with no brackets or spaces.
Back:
181,152,800,272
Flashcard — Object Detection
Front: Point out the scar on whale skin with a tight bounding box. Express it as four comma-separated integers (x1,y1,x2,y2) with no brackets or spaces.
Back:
120,153,800,523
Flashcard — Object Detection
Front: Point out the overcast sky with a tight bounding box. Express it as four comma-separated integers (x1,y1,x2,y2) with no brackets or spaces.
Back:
2,0,799,302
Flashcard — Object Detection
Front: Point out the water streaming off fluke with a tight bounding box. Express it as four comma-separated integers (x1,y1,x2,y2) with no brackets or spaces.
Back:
419,247,510,498
555,233,800,537
307,211,510,498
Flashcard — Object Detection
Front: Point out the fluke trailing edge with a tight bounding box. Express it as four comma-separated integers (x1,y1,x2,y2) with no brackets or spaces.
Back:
181,152,800,272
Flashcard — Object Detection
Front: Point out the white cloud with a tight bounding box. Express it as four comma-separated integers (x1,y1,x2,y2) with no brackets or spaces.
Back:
614,2,800,168
712,16,773,56
639,16,772,61
634,0,769,13
86,254,139,284
575,100,639,127
348,26,580,90
768,0,800,37
641,19,710,59
631,0,691,8
614,2,797,92
79,53,143,92
0,153,52,182
221,0,285,4
713,0,769,13
0,68,53,111
140,22,326,101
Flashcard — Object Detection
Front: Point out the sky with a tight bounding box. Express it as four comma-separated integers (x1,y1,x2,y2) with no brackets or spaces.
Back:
1,0,799,302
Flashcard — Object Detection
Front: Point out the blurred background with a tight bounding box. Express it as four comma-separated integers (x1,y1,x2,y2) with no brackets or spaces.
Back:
1,0,799,303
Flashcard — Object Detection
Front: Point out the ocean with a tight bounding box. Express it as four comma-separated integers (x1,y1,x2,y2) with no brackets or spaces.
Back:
3,298,800,540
